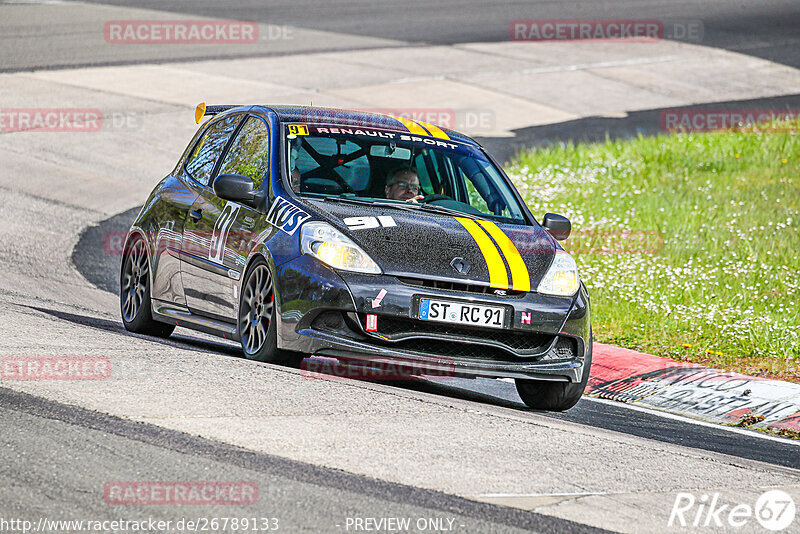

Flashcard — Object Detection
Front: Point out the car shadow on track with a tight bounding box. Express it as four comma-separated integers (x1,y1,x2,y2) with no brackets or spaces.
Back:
390,377,530,410
23,305,800,469
27,305,543,412
300,356,530,410
27,305,243,358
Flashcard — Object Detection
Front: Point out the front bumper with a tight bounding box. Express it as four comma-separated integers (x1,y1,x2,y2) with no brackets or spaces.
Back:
275,254,591,382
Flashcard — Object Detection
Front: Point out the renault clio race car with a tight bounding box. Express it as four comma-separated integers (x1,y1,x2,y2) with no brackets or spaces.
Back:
120,104,592,411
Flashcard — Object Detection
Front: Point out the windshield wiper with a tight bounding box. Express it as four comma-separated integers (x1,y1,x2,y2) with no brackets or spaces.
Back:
320,196,379,207
319,196,488,221
414,202,485,221
320,196,422,214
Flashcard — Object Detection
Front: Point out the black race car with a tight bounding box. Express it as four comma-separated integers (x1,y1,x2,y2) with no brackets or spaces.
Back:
120,103,591,411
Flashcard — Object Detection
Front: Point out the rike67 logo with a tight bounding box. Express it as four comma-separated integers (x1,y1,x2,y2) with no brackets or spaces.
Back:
669,490,796,531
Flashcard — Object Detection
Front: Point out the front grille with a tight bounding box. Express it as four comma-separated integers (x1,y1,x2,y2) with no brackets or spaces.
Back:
397,277,525,297
388,338,519,361
311,311,578,364
368,315,553,354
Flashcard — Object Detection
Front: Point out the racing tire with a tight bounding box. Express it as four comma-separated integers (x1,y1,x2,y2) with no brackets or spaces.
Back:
237,258,298,365
120,236,175,338
515,334,592,412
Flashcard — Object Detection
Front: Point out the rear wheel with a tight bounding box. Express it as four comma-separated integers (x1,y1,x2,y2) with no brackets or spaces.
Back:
238,259,297,365
515,334,592,411
120,236,175,338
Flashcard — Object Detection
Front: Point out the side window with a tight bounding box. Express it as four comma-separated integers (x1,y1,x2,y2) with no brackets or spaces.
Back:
464,176,490,213
456,158,524,221
414,152,434,194
219,116,271,188
185,114,241,187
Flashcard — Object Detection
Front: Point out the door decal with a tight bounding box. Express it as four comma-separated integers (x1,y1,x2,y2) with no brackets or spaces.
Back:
209,201,241,263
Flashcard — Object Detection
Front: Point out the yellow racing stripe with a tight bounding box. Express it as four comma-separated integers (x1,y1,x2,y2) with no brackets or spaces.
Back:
388,115,429,135
416,120,450,140
478,220,531,292
455,217,509,289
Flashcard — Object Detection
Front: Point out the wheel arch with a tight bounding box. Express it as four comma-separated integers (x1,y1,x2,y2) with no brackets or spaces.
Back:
121,226,156,291
240,244,283,322
239,245,292,353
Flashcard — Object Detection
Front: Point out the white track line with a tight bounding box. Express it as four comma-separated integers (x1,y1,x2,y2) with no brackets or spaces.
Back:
583,396,800,446
486,378,799,445
477,491,606,498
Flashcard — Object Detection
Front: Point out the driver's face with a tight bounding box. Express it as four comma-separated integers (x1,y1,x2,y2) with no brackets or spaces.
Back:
385,171,420,201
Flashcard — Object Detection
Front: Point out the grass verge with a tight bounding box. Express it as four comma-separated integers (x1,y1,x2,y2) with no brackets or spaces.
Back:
508,123,799,382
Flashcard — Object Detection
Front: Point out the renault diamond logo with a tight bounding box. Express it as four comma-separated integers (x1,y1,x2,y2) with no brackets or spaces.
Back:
450,257,471,275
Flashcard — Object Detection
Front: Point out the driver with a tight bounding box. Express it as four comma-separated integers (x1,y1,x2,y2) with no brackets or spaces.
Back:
385,166,423,203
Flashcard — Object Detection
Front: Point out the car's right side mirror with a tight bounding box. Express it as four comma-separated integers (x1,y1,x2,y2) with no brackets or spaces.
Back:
542,213,571,241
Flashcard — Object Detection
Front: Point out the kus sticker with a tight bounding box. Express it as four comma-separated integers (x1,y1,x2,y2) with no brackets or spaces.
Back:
266,197,310,235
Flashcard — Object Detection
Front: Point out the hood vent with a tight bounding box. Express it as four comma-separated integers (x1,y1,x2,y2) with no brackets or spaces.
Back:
396,276,525,297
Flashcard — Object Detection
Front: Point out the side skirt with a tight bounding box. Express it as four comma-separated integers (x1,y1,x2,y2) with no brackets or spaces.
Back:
151,300,240,342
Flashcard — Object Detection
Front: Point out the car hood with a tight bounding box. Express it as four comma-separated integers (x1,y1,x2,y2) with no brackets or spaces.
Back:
306,199,556,292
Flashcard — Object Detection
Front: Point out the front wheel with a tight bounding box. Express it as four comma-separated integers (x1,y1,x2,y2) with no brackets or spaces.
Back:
238,258,298,365
120,236,175,338
515,335,592,411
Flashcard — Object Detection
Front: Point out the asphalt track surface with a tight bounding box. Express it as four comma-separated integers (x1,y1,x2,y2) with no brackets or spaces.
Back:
64,0,800,70
60,0,800,488
6,0,800,161
1,387,609,534
73,208,800,472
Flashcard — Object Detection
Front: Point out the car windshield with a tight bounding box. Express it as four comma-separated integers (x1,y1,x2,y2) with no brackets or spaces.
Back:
283,123,527,224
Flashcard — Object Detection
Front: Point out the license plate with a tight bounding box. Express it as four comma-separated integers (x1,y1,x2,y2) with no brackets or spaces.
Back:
418,298,505,329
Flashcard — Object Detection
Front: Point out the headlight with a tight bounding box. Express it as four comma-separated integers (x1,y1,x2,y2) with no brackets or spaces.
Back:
537,250,580,296
300,221,381,274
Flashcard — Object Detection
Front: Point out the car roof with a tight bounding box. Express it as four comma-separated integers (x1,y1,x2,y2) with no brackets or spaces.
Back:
260,105,480,146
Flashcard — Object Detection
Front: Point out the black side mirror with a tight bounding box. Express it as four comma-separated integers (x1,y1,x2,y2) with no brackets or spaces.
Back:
213,174,266,210
542,213,571,241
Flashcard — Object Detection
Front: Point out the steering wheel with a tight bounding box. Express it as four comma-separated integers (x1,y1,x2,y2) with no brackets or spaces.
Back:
301,169,355,194
421,194,452,204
